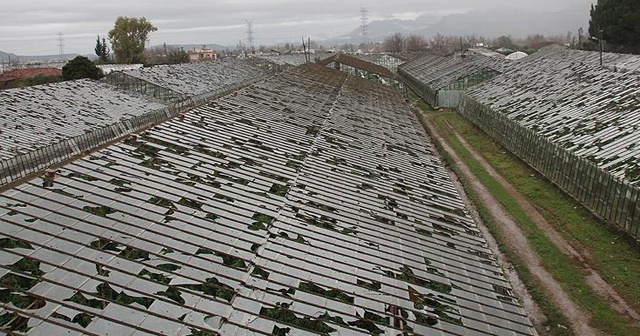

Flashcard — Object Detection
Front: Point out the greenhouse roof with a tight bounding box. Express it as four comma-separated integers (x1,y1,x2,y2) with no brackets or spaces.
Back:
121,59,268,96
0,79,167,162
318,53,398,80
504,52,528,61
467,46,640,184
0,64,535,335
356,54,406,72
255,54,310,66
519,44,640,73
399,53,509,90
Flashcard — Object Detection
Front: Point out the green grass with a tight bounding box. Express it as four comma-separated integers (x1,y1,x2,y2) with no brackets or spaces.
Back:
416,106,640,336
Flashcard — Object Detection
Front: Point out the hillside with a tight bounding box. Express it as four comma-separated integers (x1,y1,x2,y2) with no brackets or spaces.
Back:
329,6,588,44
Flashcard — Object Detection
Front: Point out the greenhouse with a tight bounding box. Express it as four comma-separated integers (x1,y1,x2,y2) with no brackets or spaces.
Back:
401,45,640,239
0,80,169,186
0,63,536,335
399,53,508,108
102,58,272,106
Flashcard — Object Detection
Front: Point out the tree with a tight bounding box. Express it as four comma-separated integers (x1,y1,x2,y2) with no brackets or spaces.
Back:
384,33,405,54
108,16,157,64
94,35,110,63
464,34,485,48
493,35,516,50
406,35,427,51
429,33,447,52
235,40,247,54
167,48,189,64
62,56,103,80
146,45,189,65
589,0,640,54
523,34,548,50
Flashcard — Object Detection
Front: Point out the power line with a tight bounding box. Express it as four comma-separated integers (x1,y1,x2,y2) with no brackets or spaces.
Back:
57,32,65,56
360,7,369,46
245,20,255,53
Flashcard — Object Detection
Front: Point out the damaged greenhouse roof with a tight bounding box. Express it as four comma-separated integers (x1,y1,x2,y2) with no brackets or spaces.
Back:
399,53,509,90
520,44,640,73
0,64,535,335
1,58,278,188
356,54,406,74
465,46,640,184
0,79,168,161
255,54,311,67
110,59,269,97
318,54,399,80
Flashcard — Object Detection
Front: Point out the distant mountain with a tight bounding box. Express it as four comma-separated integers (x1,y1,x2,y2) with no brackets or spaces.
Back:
421,7,588,38
328,7,588,45
0,50,19,63
17,54,79,62
0,50,78,63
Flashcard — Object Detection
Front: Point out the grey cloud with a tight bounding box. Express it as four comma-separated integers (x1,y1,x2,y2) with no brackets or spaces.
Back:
0,0,594,55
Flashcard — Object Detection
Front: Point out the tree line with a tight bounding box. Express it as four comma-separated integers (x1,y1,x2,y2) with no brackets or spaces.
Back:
380,33,568,55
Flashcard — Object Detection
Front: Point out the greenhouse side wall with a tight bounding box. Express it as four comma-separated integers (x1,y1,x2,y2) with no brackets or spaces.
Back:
398,68,438,107
438,90,462,108
458,93,640,240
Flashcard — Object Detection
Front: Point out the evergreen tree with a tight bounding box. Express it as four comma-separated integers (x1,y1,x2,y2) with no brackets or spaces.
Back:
589,0,640,54
94,36,110,63
62,56,103,80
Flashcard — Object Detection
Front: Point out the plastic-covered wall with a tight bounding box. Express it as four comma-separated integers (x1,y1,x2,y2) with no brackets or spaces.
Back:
459,94,640,240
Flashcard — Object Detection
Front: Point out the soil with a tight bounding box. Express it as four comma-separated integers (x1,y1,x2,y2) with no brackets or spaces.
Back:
421,111,640,336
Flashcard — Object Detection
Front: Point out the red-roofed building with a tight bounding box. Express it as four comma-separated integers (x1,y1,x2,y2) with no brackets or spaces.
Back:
0,67,62,89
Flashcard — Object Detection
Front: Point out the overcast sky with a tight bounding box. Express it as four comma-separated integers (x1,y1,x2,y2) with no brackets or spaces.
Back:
1,0,594,55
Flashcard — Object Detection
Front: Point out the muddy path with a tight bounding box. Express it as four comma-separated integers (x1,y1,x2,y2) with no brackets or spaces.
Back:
421,112,640,335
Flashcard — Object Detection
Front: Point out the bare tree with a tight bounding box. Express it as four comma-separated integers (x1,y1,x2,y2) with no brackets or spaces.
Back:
429,33,447,52
464,34,486,48
546,35,567,44
493,35,515,49
146,45,188,65
235,40,247,54
406,34,427,51
524,34,547,49
384,33,405,54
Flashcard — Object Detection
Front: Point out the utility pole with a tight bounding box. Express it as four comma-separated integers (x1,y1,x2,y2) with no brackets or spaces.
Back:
597,6,603,67
360,7,369,47
245,20,255,54
302,37,308,63
57,32,65,56
578,27,584,49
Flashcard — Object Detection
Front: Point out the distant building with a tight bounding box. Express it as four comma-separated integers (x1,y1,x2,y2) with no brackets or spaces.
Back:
0,67,61,89
187,46,217,63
